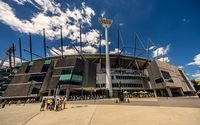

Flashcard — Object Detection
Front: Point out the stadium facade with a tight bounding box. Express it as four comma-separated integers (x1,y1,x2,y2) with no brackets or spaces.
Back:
0,54,196,100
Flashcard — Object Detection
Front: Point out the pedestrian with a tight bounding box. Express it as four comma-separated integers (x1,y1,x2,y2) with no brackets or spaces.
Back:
63,97,67,109
1,100,7,108
8,100,12,106
55,98,59,111
50,98,55,111
40,99,46,111
16,100,21,106
26,98,30,103
46,98,50,110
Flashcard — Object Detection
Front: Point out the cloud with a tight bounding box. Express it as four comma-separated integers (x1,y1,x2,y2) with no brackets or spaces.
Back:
178,65,184,69
110,48,121,54
101,39,111,46
50,46,76,56
0,57,21,68
149,46,155,50
0,1,96,40
119,23,124,26
50,45,97,56
192,71,200,80
100,10,106,17
0,60,9,67
0,0,105,55
82,45,97,53
152,44,170,58
157,57,170,63
188,54,200,67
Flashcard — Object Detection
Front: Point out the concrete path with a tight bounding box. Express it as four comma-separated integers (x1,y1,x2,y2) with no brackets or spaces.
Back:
0,104,40,125
1,103,199,125
28,105,200,125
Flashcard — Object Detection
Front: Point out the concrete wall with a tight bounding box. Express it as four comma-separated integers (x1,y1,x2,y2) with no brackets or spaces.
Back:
147,60,195,93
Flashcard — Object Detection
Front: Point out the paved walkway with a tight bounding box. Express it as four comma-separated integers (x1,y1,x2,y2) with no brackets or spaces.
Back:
0,102,200,125
0,104,40,125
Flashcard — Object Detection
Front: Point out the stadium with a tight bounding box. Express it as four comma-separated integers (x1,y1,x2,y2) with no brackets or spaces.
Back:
0,18,196,101
0,52,196,100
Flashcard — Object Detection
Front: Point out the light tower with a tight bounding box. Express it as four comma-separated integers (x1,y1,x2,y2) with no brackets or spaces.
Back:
99,18,113,97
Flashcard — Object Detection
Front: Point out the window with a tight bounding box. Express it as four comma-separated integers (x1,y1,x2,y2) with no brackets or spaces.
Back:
178,70,194,91
25,66,31,73
41,64,50,72
116,76,143,80
59,69,83,85
61,69,72,75
111,83,143,88
29,75,45,82
155,78,164,84
31,83,42,94
96,84,106,88
161,70,173,83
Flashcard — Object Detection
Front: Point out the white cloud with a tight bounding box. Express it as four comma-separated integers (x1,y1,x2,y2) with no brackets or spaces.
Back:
192,72,200,80
0,57,21,68
157,57,170,63
13,0,30,5
110,48,121,54
0,60,9,67
0,0,105,55
119,23,124,26
82,29,100,46
149,46,155,50
188,54,200,67
101,39,111,46
50,45,97,56
82,45,97,53
50,46,77,56
100,10,106,17
152,44,170,58
0,1,96,40
178,65,184,69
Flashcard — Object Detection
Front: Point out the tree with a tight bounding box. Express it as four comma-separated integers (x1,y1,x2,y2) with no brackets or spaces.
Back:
191,79,200,91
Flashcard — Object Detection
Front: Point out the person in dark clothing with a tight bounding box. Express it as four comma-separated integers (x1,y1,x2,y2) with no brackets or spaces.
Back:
1,100,7,108
50,98,55,111
40,99,46,111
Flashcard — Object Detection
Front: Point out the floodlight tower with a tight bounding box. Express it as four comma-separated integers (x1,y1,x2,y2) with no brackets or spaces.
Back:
99,18,113,98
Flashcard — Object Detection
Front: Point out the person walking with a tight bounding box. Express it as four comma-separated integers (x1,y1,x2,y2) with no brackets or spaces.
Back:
46,98,50,110
1,100,7,108
50,98,55,111
55,98,59,111
8,100,12,106
40,99,46,111
63,97,67,109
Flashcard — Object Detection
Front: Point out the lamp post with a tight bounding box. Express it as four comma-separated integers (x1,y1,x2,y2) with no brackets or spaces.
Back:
99,18,113,98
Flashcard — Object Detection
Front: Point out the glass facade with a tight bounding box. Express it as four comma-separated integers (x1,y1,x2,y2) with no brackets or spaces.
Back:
44,60,51,65
59,69,83,85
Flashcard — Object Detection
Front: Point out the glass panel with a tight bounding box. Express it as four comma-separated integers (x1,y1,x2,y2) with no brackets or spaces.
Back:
59,74,72,81
71,74,83,82
15,63,22,67
31,83,42,94
29,61,34,66
61,69,72,75
44,60,51,65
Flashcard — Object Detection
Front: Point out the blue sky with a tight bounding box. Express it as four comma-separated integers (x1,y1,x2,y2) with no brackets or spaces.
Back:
0,0,200,79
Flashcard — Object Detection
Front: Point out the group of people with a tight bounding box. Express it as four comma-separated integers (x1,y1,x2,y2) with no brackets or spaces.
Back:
40,96,67,111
